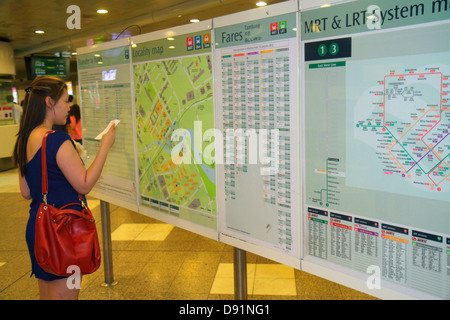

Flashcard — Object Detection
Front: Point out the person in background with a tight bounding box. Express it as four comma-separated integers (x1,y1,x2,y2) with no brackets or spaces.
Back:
52,96,86,158
68,103,82,144
13,76,115,300
7,95,22,124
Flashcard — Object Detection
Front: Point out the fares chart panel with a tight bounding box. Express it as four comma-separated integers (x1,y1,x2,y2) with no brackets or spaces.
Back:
215,12,299,259
77,44,138,210
301,0,450,299
132,28,217,232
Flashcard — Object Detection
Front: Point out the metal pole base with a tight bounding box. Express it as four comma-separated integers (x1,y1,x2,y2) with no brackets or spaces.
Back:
100,281,118,288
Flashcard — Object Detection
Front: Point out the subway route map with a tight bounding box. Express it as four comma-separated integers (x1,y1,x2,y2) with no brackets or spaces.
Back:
349,53,450,200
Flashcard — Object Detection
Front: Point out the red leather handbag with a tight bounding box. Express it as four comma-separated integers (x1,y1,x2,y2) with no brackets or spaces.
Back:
34,131,101,276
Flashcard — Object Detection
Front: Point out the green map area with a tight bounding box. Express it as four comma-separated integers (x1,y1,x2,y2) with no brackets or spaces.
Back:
134,54,216,217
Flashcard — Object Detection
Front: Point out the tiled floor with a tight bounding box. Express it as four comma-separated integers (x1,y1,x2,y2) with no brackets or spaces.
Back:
0,168,377,300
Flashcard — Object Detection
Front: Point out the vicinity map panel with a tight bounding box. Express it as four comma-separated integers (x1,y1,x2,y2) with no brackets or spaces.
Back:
134,53,216,218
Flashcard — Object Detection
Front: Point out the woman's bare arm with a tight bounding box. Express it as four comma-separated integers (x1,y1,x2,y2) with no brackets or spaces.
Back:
19,174,31,200
56,125,115,195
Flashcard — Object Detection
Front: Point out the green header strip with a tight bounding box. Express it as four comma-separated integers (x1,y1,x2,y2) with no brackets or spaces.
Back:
77,46,130,69
132,30,212,63
215,12,297,48
309,61,346,69
301,0,450,40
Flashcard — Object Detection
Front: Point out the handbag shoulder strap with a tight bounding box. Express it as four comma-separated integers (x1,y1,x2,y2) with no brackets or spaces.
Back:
41,130,55,202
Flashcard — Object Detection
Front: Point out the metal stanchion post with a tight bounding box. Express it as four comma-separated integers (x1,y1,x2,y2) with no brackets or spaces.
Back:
233,247,248,300
100,200,118,287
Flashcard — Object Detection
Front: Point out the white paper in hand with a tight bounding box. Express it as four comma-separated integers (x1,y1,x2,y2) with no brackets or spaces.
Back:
95,119,120,140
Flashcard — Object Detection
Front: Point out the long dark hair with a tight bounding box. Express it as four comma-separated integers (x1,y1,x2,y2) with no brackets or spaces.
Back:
13,76,67,176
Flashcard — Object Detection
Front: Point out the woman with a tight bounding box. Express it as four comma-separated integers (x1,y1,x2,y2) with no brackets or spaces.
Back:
13,76,116,300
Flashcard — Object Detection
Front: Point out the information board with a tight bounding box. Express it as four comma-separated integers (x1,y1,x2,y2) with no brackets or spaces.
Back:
77,39,139,211
131,22,217,238
301,0,450,299
34,57,68,78
214,2,300,267
75,0,450,299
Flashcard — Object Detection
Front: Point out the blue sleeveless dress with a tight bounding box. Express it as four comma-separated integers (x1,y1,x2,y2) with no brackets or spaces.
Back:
25,131,87,281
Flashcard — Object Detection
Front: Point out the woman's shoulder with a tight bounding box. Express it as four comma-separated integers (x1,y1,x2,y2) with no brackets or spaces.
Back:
50,129,71,140
27,128,75,162
48,130,75,150
30,128,70,142
27,127,48,162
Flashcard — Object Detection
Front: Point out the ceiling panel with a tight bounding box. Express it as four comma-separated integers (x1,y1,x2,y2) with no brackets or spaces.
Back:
2,0,288,54
1,0,288,80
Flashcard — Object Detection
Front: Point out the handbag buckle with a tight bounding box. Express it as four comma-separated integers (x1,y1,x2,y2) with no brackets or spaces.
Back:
42,193,48,205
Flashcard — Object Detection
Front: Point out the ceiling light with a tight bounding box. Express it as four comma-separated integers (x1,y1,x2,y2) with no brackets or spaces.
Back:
321,4,331,8
190,18,200,23
72,52,77,56
35,30,45,34
167,37,175,41
256,1,267,6
169,46,175,49
97,9,108,14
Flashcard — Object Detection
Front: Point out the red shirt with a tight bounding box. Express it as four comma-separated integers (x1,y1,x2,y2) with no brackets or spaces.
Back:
70,115,82,140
